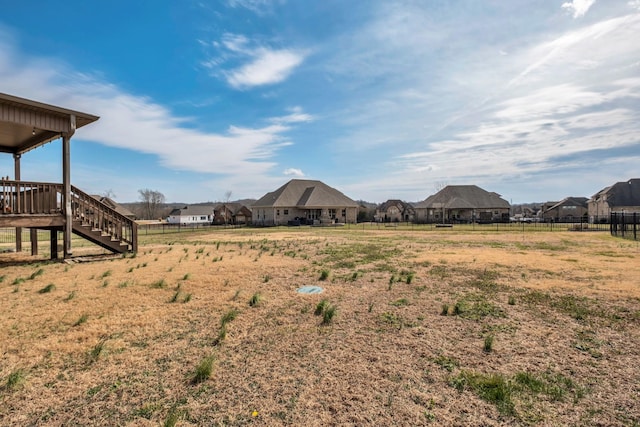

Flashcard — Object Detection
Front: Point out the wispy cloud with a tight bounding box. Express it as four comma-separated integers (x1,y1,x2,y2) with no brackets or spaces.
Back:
226,0,283,15
204,32,306,89
283,168,304,177
0,34,309,189
562,0,597,18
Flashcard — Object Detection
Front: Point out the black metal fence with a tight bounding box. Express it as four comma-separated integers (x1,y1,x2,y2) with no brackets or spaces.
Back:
610,212,639,241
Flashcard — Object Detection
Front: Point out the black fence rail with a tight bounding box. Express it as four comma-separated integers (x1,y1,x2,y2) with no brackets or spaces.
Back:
610,212,639,241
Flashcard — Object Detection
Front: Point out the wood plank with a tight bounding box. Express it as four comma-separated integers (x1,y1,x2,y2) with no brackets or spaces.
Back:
0,214,65,228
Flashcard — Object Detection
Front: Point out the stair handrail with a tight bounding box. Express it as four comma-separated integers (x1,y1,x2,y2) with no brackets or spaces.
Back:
70,185,138,252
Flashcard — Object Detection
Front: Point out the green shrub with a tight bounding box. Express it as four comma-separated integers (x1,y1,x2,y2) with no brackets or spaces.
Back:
319,270,330,281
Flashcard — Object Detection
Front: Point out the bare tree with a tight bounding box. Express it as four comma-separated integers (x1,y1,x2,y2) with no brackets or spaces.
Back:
138,189,166,220
102,189,117,199
434,181,448,193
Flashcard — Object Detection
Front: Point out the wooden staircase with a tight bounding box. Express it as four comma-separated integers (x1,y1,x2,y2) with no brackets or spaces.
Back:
1,180,137,256
70,185,137,254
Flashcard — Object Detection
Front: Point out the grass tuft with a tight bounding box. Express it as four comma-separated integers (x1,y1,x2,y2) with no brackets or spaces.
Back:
220,309,238,326
192,355,215,384
38,283,56,294
249,293,262,307
5,369,26,391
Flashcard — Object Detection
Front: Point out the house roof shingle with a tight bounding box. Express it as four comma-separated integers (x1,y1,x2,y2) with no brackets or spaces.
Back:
253,179,358,208
414,185,510,209
592,179,640,207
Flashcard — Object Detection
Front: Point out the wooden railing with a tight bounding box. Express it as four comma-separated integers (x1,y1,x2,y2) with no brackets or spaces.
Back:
0,179,62,214
0,179,136,252
71,185,137,252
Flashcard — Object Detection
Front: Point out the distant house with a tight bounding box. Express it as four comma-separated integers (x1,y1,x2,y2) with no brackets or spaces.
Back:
166,205,215,225
213,202,253,225
588,178,640,222
252,179,359,225
540,197,588,222
413,185,510,223
90,195,137,220
374,200,415,222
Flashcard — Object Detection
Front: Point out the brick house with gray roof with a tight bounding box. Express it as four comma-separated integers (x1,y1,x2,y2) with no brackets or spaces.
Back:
252,179,358,225
413,185,510,223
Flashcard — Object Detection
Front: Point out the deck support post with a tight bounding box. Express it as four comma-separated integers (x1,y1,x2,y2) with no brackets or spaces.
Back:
50,230,58,259
62,115,76,259
14,153,21,252
30,228,38,255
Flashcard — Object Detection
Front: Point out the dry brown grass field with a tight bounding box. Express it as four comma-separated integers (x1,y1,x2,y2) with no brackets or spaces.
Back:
1,226,639,426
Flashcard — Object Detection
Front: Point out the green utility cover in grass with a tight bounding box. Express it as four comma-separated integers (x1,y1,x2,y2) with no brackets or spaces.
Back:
297,285,324,294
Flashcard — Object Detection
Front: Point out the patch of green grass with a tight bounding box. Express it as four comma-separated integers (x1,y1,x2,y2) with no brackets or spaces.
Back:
38,283,56,294
4,369,26,391
64,290,76,301
73,314,88,327
440,304,450,316
249,293,262,307
322,304,337,325
319,269,330,281
483,335,494,353
433,355,459,372
182,273,191,280
192,355,215,384
315,299,329,316
29,268,45,280
220,309,238,326
450,371,514,416
12,277,25,286
182,293,192,303
100,270,112,279
452,294,505,320
150,279,167,289
87,339,106,364
0,275,5,283
390,298,409,306
169,291,181,303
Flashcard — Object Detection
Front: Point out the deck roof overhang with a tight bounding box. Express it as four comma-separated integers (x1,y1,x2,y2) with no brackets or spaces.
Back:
0,92,99,155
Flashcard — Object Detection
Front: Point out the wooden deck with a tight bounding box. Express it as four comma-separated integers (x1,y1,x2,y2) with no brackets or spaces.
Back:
1,179,137,257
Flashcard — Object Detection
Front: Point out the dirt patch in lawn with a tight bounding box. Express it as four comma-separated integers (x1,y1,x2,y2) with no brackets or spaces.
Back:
1,228,639,426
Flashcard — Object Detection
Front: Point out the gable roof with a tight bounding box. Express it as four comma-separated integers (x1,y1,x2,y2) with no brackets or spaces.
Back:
546,197,588,211
253,179,358,208
592,179,640,207
168,205,216,216
378,199,414,212
414,185,510,209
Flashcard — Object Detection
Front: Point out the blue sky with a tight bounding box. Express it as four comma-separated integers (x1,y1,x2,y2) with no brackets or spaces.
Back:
1,0,639,203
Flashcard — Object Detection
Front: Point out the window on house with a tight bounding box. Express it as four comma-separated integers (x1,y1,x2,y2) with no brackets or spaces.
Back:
277,209,280,216
342,209,346,217
284,209,289,215
200,216,207,220
329,209,336,219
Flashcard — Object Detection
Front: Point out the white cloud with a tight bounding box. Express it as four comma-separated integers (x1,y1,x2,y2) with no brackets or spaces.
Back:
283,168,304,177
629,0,640,10
0,35,309,186
269,106,314,124
226,48,304,89
561,0,596,18
205,32,307,89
